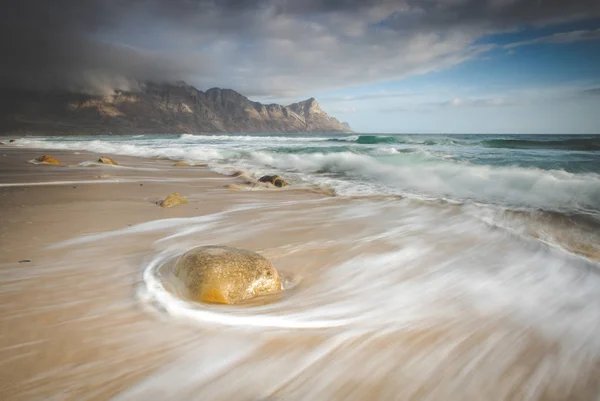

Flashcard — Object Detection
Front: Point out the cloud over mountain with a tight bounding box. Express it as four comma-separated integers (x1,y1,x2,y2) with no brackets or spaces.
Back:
2,0,599,96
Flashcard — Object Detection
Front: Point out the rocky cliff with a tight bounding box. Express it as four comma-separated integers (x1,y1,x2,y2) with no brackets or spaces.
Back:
0,82,352,134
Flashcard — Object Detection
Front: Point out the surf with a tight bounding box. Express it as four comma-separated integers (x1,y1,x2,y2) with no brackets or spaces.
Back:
12,133,600,215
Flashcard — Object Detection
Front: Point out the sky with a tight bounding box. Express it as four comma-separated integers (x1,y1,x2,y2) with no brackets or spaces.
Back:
2,0,600,134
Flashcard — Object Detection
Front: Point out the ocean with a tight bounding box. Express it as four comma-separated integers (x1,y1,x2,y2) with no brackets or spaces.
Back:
9,133,600,399
15,133,600,214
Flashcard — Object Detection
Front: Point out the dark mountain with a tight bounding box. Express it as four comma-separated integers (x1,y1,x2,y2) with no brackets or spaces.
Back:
0,82,352,135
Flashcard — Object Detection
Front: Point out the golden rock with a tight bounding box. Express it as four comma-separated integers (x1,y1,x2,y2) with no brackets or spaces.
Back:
173,246,281,304
160,192,189,208
98,156,118,165
258,175,289,187
35,155,60,165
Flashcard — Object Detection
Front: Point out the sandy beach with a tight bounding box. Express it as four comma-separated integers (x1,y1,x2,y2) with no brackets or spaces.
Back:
1,144,600,400
0,145,345,399
2,0,599,398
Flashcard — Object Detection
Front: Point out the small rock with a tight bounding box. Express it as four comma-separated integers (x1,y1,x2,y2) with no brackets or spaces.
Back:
258,175,289,188
173,246,281,304
18,259,31,263
9,139,15,143
160,192,189,208
35,155,60,165
229,169,247,177
98,156,118,165
174,161,207,167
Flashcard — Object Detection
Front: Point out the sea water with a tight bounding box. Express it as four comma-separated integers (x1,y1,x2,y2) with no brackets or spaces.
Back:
16,133,600,213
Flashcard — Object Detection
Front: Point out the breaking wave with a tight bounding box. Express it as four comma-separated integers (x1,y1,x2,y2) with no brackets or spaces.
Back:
12,134,600,215
247,150,600,213
179,133,328,142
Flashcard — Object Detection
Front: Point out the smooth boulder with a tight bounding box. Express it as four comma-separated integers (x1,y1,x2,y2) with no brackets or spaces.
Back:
160,192,189,208
174,246,281,304
36,155,60,165
98,156,118,165
258,175,289,188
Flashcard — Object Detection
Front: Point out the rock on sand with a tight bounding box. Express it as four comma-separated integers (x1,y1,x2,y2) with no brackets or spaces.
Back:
160,192,189,208
35,155,60,165
98,156,118,165
173,245,281,304
258,175,289,187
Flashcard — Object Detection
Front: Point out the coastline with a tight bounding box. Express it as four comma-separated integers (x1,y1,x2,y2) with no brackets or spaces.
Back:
0,145,329,399
1,144,600,400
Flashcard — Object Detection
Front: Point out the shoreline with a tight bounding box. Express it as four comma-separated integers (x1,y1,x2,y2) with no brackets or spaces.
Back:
0,145,337,399
2,145,600,400
0,145,330,262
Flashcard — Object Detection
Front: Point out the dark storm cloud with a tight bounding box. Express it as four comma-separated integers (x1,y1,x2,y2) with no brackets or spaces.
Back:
1,0,599,95
0,0,205,93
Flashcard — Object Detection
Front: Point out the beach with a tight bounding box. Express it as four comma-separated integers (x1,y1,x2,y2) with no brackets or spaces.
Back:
1,139,600,400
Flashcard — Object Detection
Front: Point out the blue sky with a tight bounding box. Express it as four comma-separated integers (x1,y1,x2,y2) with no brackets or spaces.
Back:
309,19,600,134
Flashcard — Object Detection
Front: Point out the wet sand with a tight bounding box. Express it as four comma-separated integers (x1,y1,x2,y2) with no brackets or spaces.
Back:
0,146,331,399
1,145,600,400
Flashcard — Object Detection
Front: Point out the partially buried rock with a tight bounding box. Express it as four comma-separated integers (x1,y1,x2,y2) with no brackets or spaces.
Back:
174,161,207,167
258,175,289,188
174,245,281,304
36,155,60,165
160,192,189,208
98,156,118,165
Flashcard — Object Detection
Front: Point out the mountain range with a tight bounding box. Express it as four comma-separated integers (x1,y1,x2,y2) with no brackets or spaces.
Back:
0,82,352,135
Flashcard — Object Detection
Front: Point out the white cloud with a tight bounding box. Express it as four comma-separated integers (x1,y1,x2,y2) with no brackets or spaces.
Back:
377,83,600,114
505,28,600,48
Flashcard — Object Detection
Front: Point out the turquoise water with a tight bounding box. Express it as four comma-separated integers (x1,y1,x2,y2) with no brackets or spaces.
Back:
16,133,600,215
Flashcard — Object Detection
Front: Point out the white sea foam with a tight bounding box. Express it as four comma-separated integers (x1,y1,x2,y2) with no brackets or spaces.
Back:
247,150,600,212
14,136,600,213
373,147,400,155
15,138,227,162
130,198,600,340
179,134,329,142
